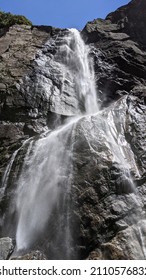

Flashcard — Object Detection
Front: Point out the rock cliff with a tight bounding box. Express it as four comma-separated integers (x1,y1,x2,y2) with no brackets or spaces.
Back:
0,0,146,259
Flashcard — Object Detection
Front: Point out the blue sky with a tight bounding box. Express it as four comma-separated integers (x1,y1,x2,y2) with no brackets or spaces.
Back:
0,0,130,29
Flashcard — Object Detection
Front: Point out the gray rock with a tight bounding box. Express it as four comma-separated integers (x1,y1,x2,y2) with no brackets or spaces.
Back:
82,0,146,106
0,24,62,181
70,95,146,259
106,0,146,46
0,237,14,259
0,83,6,90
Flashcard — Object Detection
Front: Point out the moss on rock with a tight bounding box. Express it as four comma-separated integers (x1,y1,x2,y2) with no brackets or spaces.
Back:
0,11,32,28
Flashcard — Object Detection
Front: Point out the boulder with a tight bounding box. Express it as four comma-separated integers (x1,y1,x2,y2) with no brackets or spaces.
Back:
0,237,14,259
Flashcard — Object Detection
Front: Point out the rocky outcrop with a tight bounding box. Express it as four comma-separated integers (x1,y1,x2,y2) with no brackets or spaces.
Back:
82,0,146,106
106,0,146,47
0,24,61,178
83,0,146,47
0,0,146,260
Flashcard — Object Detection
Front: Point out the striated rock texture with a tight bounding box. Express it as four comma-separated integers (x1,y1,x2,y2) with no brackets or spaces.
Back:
106,0,146,47
82,0,146,106
0,24,60,178
0,0,146,260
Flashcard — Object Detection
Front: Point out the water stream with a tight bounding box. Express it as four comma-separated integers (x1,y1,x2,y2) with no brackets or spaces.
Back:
15,29,98,257
1,28,144,259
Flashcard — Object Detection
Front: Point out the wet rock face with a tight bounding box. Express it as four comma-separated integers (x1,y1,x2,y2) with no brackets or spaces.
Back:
0,0,146,260
16,29,80,117
71,95,146,259
0,24,61,177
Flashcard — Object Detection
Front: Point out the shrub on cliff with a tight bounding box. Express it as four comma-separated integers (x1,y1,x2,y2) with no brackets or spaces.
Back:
0,11,32,28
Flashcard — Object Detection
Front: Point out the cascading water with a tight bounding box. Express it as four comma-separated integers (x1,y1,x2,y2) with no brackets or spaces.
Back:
56,29,98,114
1,150,19,197
14,28,98,258
16,123,74,257
1,28,145,259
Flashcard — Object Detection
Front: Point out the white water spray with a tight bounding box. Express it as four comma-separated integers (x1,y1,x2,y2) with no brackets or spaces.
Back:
16,126,72,250
15,29,99,254
0,138,33,198
1,28,143,259
1,150,19,197
60,28,98,114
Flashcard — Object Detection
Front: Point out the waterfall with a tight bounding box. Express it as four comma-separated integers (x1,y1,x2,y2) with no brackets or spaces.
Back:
1,28,144,259
1,150,19,197
138,223,146,259
16,122,74,254
14,29,98,258
0,138,33,199
57,28,98,114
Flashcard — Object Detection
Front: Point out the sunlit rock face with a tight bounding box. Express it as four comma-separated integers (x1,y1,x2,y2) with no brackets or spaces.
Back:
0,0,146,260
71,95,146,259
106,0,146,46
82,0,146,106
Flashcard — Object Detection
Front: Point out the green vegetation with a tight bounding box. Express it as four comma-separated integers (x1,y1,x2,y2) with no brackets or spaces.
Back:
0,11,32,28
